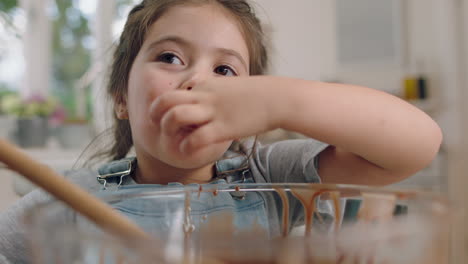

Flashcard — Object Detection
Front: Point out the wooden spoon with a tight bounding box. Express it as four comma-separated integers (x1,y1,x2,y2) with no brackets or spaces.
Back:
0,139,150,241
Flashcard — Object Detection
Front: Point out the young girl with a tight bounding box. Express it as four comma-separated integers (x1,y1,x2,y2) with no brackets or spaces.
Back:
0,0,442,263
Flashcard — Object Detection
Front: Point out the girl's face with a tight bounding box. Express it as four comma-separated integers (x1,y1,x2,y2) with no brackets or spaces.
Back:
124,4,250,169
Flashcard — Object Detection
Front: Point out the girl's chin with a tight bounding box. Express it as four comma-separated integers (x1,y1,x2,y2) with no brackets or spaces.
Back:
168,154,219,169
167,148,228,169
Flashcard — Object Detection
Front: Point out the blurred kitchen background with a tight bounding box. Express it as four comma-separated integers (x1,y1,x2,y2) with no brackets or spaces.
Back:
0,0,467,262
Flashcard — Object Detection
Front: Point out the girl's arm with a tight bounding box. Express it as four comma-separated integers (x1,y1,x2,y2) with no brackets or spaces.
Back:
260,77,442,185
154,76,442,186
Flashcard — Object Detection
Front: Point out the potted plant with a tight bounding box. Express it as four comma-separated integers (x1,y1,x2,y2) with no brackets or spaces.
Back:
53,114,92,149
1,93,61,148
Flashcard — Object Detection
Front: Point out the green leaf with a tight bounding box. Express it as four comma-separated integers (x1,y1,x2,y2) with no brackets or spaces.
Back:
0,0,18,13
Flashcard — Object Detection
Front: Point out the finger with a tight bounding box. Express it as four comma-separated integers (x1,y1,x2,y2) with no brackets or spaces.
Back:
160,104,213,136
179,122,230,154
150,91,200,124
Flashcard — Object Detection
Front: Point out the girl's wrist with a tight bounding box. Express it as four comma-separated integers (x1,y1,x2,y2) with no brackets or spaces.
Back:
254,76,291,131
264,77,317,132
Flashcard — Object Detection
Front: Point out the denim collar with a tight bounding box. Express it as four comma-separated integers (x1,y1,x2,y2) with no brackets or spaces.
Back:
97,157,136,189
97,152,251,189
212,153,250,183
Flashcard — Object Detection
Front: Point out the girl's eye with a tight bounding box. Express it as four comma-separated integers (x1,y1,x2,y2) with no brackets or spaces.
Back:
214,65,237,76
156,53,183,65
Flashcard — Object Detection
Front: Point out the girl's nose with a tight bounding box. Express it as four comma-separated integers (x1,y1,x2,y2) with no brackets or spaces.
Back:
180,80,195,91
180,77,198,91
179,68,208,91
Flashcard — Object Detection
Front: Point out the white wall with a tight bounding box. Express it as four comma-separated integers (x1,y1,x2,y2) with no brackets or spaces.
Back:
462,0,468,136
252,0,440,93
432,0,468,260
253,0,322,80
252,0,463,148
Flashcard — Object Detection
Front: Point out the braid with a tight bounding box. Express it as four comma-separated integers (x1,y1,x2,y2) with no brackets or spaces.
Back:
109,118,133,160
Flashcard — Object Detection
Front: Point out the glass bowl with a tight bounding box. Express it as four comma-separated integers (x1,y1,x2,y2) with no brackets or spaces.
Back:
25,183,451,264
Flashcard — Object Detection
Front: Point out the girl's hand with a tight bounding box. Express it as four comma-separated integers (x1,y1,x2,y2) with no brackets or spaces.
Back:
150,77,277,155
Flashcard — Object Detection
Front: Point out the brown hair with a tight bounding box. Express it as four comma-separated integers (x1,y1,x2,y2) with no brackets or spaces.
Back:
100,0,268,162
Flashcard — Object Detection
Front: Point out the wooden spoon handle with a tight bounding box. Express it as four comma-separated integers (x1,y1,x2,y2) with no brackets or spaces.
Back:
0,139,149,241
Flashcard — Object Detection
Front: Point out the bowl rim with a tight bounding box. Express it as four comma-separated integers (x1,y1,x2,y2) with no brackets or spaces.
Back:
27,182,450,215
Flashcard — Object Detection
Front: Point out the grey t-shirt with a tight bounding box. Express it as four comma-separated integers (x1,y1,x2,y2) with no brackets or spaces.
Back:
0,139,328,264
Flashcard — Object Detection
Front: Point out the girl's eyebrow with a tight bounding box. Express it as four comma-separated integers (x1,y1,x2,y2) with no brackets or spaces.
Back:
145,35,190,53
146,35,248,70
215,47,248,71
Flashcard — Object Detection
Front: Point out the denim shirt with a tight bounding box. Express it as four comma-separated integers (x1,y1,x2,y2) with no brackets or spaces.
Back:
94,154,271,238
94,139,332,238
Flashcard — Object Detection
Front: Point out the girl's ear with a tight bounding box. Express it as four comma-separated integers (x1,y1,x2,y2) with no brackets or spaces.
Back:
115,97,129,119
